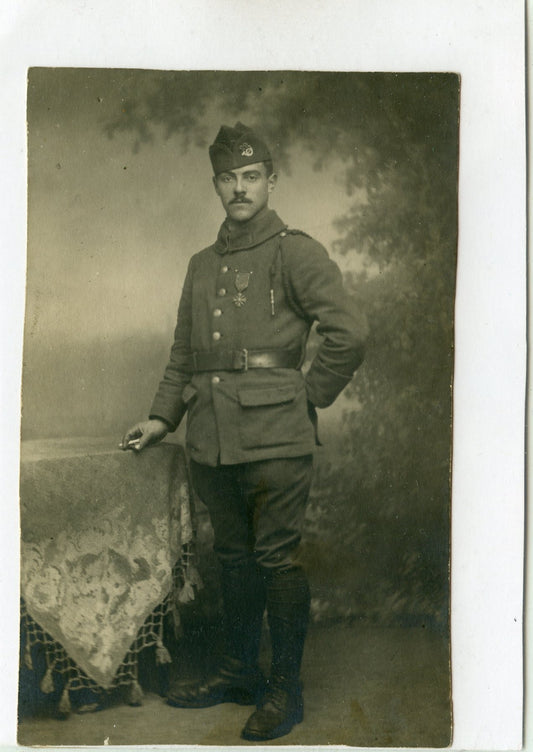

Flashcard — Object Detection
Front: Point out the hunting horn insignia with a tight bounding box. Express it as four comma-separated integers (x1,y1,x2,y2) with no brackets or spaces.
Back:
239,143,254,157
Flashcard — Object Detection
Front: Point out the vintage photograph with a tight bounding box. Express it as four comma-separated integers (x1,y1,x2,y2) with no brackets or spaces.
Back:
19,68,459,746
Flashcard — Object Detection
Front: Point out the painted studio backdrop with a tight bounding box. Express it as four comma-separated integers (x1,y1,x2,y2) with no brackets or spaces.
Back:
23,69,458,634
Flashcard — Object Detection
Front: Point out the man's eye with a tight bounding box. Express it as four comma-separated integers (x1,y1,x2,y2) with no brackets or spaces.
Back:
247,174,258,182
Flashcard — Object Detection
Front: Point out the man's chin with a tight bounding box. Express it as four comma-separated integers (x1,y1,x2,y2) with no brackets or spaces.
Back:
227,205,256,222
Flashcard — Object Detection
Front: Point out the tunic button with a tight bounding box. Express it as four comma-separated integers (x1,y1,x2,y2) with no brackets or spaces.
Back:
280,231,287,237
221,265,229,273
212,331,221,341
212,376,220,384
218,288,226,296
213,308,222,317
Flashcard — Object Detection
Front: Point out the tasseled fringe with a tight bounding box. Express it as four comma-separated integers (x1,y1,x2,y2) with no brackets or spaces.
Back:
57,685,71,717
24,637,33,671
177,581,195,603
177,564,203,604
40,661,55,694
128,679,143,706
155,618,172,664
155,639,172,666
186,564,203,590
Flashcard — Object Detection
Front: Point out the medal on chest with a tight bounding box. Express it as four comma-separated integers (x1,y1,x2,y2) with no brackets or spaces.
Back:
233,271,251,308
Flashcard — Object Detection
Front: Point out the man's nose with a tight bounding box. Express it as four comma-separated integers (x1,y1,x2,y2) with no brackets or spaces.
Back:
234,176,246,194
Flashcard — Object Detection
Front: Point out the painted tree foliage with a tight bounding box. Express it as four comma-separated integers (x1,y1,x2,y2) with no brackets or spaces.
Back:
107,72,459,627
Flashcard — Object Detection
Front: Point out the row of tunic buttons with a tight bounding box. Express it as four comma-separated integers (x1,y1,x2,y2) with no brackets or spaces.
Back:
218,263,229,297
213,263,225,373
213,264,229,342
219,264,229,296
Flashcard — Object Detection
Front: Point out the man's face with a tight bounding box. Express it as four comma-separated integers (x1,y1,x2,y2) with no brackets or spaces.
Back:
213,162,277,223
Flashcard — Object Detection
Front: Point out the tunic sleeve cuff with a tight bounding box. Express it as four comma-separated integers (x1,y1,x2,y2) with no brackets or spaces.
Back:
148,414,175,431
305,360,353,408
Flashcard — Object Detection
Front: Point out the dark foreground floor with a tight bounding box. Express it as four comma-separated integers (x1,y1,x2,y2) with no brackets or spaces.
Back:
18,622,451,747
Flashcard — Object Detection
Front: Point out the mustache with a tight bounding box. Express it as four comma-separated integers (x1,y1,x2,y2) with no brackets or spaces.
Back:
230,197,253,204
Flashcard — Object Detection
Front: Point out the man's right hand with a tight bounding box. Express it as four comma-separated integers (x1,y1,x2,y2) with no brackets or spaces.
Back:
120,419,169,452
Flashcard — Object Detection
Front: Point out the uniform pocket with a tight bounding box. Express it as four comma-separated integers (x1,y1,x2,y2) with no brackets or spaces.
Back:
238,384,297,407
237,383,312,450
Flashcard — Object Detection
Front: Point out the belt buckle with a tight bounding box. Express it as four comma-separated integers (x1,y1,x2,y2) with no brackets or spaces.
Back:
237,348,248,372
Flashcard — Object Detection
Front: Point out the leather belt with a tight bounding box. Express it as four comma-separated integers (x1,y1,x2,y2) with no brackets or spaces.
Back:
192,348,303,373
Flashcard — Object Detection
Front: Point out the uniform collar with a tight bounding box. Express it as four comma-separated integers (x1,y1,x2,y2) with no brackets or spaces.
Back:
214,208,287,254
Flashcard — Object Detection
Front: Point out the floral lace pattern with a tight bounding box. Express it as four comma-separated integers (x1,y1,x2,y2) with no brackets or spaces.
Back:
20,440,193,688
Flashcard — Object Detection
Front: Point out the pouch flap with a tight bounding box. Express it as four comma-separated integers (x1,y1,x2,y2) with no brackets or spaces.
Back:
238,384,297,407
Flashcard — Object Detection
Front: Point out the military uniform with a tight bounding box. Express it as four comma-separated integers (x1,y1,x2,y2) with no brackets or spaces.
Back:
149,207,366,466
146,122,367,742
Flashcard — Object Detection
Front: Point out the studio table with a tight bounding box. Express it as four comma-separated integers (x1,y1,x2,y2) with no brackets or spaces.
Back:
19,438,198,715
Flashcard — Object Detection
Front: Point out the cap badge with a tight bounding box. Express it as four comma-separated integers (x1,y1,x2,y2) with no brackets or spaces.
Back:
239,142,254,157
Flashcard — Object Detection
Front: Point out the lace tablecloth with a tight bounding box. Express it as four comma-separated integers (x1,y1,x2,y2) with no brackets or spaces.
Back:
20,438,195,690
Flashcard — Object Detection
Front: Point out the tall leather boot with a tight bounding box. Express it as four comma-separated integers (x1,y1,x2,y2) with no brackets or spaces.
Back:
241,566,310,741
221,560,267,668
167,560,266,708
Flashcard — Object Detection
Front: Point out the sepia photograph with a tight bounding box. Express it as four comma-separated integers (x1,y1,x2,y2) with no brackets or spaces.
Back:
17,68,459,747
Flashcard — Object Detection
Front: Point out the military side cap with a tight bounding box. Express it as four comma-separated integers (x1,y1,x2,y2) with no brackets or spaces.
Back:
209,121,272,174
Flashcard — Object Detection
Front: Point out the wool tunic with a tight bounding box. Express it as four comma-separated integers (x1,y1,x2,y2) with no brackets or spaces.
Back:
150,208,367,466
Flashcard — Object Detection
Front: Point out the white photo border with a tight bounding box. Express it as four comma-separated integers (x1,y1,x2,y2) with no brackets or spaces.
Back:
0,1,526,749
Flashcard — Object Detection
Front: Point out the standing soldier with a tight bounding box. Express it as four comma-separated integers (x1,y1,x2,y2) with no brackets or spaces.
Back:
121,121,367,741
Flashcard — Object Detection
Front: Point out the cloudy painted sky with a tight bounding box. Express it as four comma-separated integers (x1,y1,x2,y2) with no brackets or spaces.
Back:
23,68,365,437
26,68,356,348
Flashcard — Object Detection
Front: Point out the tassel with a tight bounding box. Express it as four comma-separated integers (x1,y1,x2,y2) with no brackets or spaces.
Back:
57,686,71,717
155,639,172,666
24,638,33,671
176,564,203,605
186,564,203,590
40,662,55,694
128,679,144,706
177,581,195,604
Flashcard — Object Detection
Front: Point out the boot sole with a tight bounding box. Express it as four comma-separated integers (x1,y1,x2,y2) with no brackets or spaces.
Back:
241,708,304,741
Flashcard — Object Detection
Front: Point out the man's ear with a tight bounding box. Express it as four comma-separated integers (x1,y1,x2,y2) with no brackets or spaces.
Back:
267,172,278,194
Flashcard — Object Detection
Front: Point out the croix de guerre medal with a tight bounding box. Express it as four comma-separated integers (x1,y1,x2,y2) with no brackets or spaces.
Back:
233,271,250,307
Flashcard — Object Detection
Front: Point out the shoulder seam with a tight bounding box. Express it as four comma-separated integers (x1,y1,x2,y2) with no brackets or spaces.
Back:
283,228,312,239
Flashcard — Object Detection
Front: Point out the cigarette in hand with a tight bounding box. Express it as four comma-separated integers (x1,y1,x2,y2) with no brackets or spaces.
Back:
119,438,142,450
